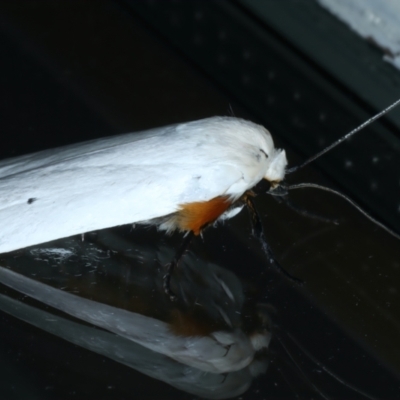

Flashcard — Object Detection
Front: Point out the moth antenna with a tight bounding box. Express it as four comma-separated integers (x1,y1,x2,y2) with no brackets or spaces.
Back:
286,98,400,174
279,183,400,241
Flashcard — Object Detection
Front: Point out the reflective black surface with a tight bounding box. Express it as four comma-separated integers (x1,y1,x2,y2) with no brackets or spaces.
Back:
0,1,399,399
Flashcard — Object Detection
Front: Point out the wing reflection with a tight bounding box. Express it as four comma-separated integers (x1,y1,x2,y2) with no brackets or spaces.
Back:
0,226,270,399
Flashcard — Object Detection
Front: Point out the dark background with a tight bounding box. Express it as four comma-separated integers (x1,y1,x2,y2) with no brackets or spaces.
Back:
0,1,400,399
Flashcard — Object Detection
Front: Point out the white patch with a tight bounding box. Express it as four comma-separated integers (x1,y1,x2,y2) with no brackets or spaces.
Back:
219,205,244,221
264,149,287,182
250,331,271,351
318,0,400,69
30,248,74,263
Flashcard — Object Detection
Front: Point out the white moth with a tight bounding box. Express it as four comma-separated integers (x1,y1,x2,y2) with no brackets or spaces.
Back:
0,99,399,258
0,117,286,254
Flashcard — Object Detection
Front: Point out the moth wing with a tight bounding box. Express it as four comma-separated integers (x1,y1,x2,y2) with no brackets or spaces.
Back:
0,123,246,253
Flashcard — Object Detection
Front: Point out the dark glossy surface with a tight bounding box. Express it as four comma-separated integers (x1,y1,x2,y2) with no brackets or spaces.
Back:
0,1,399,399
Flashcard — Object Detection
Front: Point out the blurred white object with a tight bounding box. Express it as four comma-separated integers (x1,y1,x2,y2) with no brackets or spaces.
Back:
318,0,400,68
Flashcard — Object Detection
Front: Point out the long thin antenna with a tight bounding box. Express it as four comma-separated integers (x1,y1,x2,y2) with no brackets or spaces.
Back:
279,183,400,240
286,98,400,174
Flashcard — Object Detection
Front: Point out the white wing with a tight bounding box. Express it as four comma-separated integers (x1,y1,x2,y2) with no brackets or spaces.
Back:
0,266,259,374
0,117,276,253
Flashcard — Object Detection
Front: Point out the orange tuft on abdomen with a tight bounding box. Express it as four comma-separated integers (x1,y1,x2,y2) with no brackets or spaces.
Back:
175,196,232,235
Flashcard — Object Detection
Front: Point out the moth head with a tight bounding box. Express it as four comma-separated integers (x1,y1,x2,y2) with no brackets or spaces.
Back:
264,148,287,187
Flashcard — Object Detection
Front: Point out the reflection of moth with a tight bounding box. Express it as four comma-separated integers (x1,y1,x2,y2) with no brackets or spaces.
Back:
0,232,271,399
0,225,378,399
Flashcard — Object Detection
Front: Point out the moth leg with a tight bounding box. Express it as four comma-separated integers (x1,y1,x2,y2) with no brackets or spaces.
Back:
245,194,303,285
272,194,339,225
163,231,194,301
